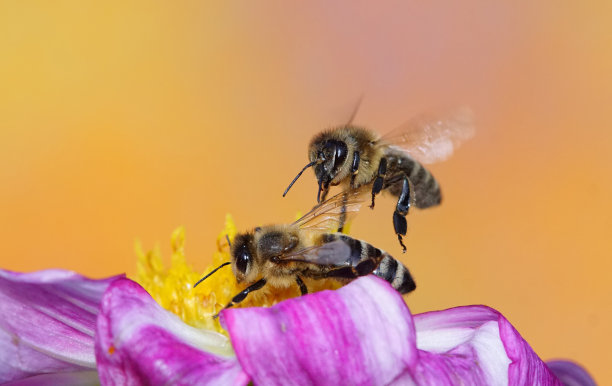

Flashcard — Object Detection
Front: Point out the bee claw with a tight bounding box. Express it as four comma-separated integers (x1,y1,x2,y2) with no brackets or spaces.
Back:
397,234,407,253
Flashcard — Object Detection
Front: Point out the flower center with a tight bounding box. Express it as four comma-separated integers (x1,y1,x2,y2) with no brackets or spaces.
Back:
134,214,340,334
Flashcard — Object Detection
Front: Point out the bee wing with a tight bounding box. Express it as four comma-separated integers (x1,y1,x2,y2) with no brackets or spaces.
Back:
277,240,353,266
378,106,475,164
292,185,369,232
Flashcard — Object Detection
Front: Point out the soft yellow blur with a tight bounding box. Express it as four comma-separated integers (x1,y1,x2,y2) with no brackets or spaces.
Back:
0,2,610,383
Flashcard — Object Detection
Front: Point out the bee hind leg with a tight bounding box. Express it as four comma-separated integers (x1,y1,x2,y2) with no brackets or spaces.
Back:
295,276,308,295
213,278,267,319
393,176,413,253
370,157,387,209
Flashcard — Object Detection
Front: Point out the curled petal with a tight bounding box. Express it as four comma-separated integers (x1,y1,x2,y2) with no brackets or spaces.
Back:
95,278,249,386
547,360,596,386
222,276,562,386
0,269,121,384
412,305,560,385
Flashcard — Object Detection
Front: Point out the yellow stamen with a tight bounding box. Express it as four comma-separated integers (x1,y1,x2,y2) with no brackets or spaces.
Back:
134,214,341,335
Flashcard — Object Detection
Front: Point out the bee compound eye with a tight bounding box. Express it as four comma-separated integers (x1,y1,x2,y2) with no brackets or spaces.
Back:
333,141,348,166
236,246,251,274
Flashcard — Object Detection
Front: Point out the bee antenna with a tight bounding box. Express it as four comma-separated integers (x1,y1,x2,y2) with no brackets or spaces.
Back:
225,234,232,248
283,161,316,197
193,262,231,288
345,94,363,126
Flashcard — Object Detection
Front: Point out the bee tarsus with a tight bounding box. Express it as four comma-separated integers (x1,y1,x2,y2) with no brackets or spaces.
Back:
295,276,308,295
393,176,412,253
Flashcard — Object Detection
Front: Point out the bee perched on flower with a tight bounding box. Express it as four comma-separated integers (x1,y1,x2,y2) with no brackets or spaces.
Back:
196,186,416,316
0,222,596,385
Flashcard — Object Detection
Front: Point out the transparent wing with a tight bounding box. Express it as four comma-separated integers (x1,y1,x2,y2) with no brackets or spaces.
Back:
378,106,475,164
276,240,353,266
292,184,370,232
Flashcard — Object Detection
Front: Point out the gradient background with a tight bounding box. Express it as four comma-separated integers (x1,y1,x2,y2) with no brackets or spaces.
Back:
1,1,610,383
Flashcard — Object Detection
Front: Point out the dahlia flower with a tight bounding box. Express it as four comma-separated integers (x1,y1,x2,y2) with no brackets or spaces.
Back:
0,219,594,385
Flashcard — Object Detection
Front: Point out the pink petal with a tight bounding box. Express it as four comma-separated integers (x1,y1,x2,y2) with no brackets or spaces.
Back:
0,269,121,384
95,278,249,386
222,276,563,386
412,305,560,385
222,275,416,386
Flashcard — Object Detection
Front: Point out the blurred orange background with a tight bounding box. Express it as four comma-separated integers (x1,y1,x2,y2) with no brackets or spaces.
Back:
1,1,610,383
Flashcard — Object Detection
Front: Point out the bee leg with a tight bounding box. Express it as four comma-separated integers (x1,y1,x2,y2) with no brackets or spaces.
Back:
393,176,413,253
349,150,360,189
213,278,267,319
295,276,308,295
337,191,349,233
370,157,387,209
339,151,361,233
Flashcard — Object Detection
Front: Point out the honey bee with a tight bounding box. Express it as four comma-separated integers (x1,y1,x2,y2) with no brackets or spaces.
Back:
282,107,474,252
194,186,416,313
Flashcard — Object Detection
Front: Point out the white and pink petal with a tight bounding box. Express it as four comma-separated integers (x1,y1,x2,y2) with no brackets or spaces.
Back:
223,276,416,386
0,269,121,384
222,276,566,386
95,278,249,386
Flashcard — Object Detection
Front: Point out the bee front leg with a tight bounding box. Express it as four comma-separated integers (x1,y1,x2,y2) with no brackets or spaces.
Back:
370,157,387,209
349,150,360,189
295,276,308,295
393,176,413,253
213,278,267,319
339,151,361,233
337,191,349,233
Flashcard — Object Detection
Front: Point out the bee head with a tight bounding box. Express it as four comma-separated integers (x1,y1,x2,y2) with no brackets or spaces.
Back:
283,134,349,201
230,232,257,283
311,139,348,189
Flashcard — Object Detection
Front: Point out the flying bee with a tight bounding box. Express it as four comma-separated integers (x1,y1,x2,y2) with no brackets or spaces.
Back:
282,107,474,252
194,186,416,314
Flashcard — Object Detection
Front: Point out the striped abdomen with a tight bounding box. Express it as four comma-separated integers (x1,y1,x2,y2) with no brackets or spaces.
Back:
321,234,417,294
384,149,442,209
372,255,416,294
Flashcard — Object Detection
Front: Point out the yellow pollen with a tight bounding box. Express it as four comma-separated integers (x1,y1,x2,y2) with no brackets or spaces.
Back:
134,214,341,335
